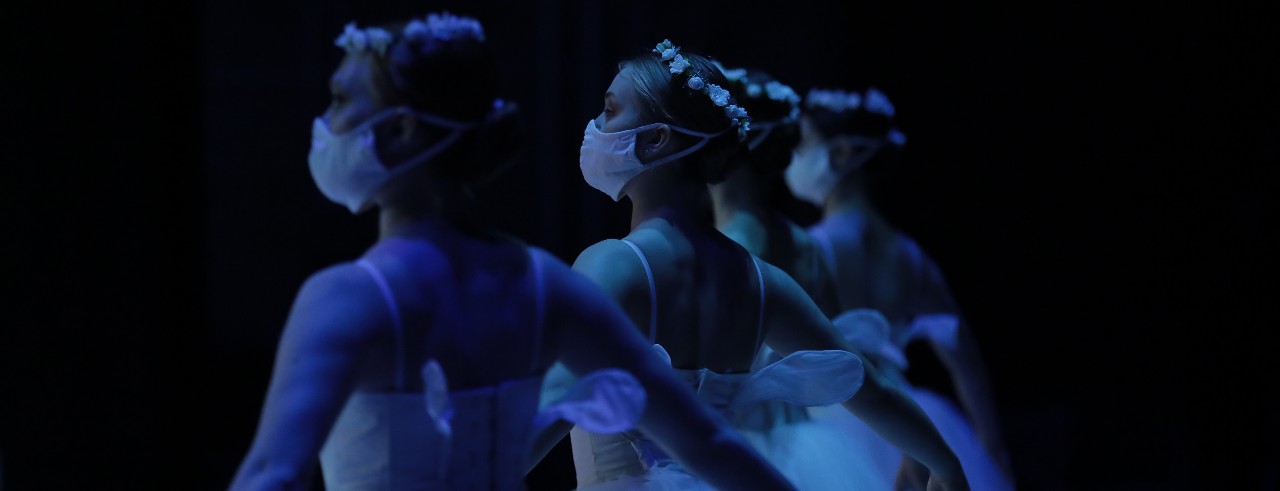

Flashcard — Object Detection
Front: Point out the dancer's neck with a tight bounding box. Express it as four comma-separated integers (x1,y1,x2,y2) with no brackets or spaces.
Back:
709,165,772,230
824,178,875,218
627,172,709,231
378,206,452,241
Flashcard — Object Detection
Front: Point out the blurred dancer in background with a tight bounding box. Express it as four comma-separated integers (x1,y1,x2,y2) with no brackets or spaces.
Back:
786,86,1013,490
709,65,903,490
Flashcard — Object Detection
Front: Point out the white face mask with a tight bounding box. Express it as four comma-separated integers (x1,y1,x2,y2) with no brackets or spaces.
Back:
784,142,838,206
307,107,477,214
785,135,884,207
578,119,725,201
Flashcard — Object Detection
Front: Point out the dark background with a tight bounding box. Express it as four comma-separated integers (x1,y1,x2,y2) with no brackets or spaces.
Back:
4,0,1276,489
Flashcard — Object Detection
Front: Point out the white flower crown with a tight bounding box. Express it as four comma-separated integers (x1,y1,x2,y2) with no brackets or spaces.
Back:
713,61,802,123
805,87,896,117
336,12,485,58
652,39,751,141
805,87,906,146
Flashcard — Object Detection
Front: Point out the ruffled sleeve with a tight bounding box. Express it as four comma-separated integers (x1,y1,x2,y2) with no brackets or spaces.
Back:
536,362,648,435
832,308,909,370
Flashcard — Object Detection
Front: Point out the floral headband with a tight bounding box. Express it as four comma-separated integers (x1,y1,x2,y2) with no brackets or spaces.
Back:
653,39,751,141
805,87,906,146
805,87,895,117
714,61,802,123
335,12,485,58
709,62,803,149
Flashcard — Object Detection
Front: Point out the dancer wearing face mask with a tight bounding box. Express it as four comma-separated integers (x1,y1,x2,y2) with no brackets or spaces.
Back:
229,15,797,491
785,87,1014,491
705,66,909,490
536,39,969,491
708,66,840,315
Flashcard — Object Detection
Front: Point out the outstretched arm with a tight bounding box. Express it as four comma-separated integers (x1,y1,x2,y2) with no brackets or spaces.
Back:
229,264,389,491
540,249,794,490
916,261,1009,473
759,262,968,491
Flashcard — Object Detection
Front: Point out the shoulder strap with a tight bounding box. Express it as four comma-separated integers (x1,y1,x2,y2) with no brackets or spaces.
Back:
750,256,765,351
356,259,405,390
619,239,658,342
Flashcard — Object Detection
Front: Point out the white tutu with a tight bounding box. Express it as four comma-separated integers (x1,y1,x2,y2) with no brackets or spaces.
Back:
568,345,868,490
745,415,897,491
575,462,714,491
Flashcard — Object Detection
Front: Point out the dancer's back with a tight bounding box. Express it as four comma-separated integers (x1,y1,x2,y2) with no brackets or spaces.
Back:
578,214,766,373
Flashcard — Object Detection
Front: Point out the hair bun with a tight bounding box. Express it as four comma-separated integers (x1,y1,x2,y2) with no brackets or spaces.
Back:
463,100,527,185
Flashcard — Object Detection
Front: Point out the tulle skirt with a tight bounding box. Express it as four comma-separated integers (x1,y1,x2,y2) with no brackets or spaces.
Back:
747,414,898,490
574,462,713,491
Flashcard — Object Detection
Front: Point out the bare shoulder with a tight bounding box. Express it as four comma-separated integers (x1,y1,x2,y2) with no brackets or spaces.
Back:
286,261,395,345
757,254,818,315
757,254,845,355
302,261,382,292
893,234,958,312
893,233,947,283
757,257,803,297
571,238,648,292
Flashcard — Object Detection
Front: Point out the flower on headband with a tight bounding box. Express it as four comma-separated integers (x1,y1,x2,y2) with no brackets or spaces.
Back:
336,23,369,53
410,12,485,42
806,88,862,112
365,28,394,56
888,128,907,146
654,40,681,62
746,83,763,98
765,81,801,105
721,67,747,83
669,54,690,74
863,87,896,117
707,84,730,106
338,12,485,58
709,60,745,83
335,24,392,56
650,39,750,141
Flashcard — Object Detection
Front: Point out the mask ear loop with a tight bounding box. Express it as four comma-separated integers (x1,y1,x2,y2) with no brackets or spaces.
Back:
746,122,778,151
351,107,485,212
380,106,483,172
471,99,525,186
746,109,800,150
640,124,729,167
611,123,732,199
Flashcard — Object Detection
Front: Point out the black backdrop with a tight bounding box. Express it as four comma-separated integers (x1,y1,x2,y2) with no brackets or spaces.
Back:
4,1,1277,489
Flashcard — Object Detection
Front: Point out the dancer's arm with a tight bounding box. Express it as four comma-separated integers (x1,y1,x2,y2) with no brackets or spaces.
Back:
229,264,390,491
759,261,969,491
917,259,1009,474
